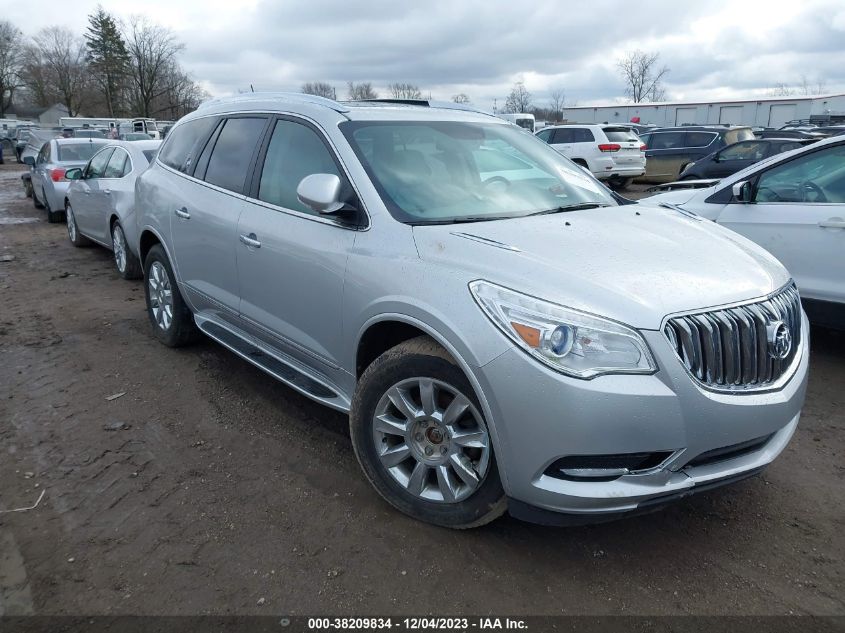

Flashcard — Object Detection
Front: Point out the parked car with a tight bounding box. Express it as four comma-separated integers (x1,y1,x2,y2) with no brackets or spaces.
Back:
679,138,813,180
13,127,34,163
755,129,819,141
638,126,756,182
64,140,162,278
134,93,808,528
535,124,646,188
120,132,153,141
23,138,111,222
649,135,845,328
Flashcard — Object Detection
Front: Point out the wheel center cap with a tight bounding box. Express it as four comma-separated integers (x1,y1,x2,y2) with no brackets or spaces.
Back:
426,427,444,444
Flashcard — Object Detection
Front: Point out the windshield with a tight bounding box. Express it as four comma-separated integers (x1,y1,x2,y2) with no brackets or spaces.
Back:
340,120,616,224
58,143,105,162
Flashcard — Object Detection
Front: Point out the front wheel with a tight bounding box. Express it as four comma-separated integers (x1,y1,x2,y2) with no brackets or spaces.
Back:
111,221,142,280
350,336,506,528
65,203,91,247
143,244,200,347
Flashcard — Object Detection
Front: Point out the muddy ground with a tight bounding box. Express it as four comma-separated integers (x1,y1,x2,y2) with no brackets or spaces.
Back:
0,161,843,616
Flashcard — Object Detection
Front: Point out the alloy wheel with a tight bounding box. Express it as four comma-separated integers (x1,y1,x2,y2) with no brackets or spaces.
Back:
372,377,491,503
66,206,77,242
112,224,127,272
148,261,174,331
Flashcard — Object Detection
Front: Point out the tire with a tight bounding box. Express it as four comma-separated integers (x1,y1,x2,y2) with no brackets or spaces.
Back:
350,336,506,529
44,189,63,223
65,203,91,247
23,178,32,198
609,177,634,190
111,221,142,280
143,244,200,347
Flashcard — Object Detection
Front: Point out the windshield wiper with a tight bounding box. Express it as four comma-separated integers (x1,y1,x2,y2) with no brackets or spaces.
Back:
527,202,611,216
411,216,516,225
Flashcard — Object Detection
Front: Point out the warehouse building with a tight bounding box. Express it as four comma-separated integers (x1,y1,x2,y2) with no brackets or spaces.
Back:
561,94,845,128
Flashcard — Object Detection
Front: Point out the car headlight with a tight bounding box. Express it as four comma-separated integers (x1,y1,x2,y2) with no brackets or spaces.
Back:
469,281,656,378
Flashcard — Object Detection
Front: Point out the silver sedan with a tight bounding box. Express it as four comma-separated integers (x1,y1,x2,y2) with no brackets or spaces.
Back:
64,140,161,279
26,137,112,222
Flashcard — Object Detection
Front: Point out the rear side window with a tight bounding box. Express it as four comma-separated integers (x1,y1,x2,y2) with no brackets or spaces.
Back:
603,128,639,142
203,117,267,193
647,132,686,149
550,128,573,143
257,119,343,215
536,129,552,142
685,132,717,148
158,117,218,173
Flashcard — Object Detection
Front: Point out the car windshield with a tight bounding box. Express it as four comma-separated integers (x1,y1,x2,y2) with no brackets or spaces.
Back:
58,143,104,162
340,120,616,224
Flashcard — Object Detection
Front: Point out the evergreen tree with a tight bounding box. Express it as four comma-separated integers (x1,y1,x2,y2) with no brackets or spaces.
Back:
85,6,128,117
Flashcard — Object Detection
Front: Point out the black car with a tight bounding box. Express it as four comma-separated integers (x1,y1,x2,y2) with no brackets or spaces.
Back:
754,129,819,140
679,138,814,180
638,125,756,182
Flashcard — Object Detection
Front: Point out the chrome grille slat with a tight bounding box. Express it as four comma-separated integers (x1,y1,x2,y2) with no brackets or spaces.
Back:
663,284,801,392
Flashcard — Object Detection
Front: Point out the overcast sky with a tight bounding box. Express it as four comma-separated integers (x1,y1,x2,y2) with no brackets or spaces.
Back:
6,0,845,111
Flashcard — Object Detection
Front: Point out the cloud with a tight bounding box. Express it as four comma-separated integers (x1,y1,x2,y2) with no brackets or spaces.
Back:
6,0,845,111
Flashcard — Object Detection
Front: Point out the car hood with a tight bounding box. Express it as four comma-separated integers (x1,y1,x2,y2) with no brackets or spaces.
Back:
412,204,789,330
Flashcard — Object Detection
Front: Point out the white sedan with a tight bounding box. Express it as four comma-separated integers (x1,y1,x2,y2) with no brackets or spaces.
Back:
648,135,845,328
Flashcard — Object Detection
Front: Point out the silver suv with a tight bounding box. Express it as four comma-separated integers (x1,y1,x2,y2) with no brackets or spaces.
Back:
135,93,808,528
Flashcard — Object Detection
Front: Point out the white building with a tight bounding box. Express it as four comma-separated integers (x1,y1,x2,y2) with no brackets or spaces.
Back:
561,94,845,128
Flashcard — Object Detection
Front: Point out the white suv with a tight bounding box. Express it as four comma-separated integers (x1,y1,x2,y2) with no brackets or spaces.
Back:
536,124,646,188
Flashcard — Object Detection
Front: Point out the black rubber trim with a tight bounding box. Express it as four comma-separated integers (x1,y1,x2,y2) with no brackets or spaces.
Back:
507,466,766,527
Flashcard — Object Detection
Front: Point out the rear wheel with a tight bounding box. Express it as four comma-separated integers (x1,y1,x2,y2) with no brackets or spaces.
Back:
350,336,506,529
143,244,200,347
111,221,142,280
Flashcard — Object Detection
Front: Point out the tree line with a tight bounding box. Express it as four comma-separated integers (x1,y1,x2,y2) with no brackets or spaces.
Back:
0,6,207,120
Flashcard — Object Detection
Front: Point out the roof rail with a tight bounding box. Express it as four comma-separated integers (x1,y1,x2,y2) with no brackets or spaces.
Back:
353,98,495,117
198,92,350,113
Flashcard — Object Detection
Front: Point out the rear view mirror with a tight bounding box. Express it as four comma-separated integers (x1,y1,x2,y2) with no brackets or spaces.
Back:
23,156,35,166
732,180,752,202
297,173,345,214
65,168,83,181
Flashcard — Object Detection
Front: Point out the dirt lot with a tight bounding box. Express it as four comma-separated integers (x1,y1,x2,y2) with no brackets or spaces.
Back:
0,161,843,617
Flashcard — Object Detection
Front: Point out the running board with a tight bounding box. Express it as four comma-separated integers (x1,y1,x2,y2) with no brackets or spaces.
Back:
194,315,351,412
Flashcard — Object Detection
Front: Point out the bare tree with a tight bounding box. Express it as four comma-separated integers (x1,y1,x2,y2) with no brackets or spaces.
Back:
388,82,422,99
504,81,532,113
0,21,25,116
767,82,794,97
124,16,184,117
347,81,377,100
617,50,669,103
302,81,336,99
452,93,470,104
152,60,207,119
549,88,565,121
29,27,90,116
799,75,826,96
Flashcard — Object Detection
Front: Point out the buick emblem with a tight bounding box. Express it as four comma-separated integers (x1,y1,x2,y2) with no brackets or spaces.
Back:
766,321,792,359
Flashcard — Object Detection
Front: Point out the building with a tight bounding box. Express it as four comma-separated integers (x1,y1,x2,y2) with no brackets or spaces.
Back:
2,103,71,127
561,94,845,128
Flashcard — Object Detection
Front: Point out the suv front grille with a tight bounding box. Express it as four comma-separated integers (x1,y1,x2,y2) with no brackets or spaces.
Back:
664,283,801,392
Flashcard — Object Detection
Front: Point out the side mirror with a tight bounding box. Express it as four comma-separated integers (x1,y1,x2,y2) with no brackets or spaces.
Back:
296,173,345,214
732,180,752,202
23,156,35,166
65,168,83,181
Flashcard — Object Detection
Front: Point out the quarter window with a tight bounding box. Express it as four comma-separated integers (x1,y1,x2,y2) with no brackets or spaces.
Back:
203,117,267,193
718,141,765,161
257,120,343,215
646,132,685,149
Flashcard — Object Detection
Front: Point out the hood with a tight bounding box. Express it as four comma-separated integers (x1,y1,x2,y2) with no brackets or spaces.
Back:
412,204,789,330
646,184,717,206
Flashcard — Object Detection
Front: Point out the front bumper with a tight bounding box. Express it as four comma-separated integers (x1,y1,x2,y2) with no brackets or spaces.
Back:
473,314,809,523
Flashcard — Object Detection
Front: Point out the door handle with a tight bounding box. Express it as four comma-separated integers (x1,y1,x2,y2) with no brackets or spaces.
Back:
103,189,111,196
84,190,90,195
174,207,191,219
818,219,845,229
239,233,261,248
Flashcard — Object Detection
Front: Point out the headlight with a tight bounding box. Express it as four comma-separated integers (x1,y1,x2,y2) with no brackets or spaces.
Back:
469,281,656,378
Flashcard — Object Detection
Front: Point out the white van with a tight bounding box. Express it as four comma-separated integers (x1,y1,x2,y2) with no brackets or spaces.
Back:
499,113,535,133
